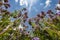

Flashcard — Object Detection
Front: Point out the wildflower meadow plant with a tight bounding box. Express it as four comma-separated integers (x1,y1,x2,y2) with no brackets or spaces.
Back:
0,0,60,40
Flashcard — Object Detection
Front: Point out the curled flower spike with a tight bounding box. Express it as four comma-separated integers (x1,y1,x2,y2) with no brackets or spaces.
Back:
13,16,17,18
47,10,52,14
23,24,28,29
49,14,54,18
41,11,45,16
4,3,10,9
24,31,30,36
4,0,8,3
39,11,46,18
37,14,40,17
1,9,7,12
40,15,44,18
24,12,28,18
28,19,32,25
56,7,60,10
22,8,27,11
34,17,40,24
23,12,28,22
56,12,60,16
0,1,3,6
5,11,10,15
18,13,21,17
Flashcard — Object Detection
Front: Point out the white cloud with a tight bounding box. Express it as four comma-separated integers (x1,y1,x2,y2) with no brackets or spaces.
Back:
19,0,38,12
15,0,18,2
28,0,38,12
56,4,60,8
15,0,38,13
56,4,60,13
20,0,28,7
44,0,51,8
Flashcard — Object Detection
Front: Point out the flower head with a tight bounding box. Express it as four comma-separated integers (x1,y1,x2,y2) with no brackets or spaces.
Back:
32,37,40,40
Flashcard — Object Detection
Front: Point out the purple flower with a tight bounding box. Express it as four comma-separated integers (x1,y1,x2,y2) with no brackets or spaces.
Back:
32,37,40,40
57,12,60,14
56,12,60,16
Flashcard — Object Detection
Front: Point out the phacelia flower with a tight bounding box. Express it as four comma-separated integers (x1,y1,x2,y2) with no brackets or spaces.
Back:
32,37,40,40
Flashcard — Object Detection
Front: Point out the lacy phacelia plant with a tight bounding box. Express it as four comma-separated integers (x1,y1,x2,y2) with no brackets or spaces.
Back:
0,0,60,40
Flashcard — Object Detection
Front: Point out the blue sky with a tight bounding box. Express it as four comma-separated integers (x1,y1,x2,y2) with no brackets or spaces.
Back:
8,0,58,18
